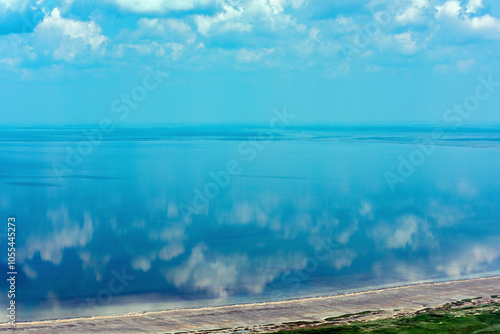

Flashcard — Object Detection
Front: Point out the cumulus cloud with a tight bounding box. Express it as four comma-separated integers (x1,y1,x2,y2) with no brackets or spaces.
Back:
33,8,107,61
395,0,430,25
194,2,251,36
435,0,462,19
435,0,500,39
466,0,483,14
107,0,215,13
194,0,304,37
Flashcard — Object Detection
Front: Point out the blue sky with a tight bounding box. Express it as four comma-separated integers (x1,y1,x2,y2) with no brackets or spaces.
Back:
1,0,500,126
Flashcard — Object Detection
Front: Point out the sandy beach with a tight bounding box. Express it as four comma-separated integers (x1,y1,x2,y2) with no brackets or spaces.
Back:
1,275,499,333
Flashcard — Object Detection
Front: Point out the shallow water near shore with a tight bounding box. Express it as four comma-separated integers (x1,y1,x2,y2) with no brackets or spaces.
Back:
1,127,500,321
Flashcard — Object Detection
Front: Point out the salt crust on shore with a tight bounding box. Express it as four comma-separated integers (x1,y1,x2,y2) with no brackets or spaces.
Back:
2,275,499,333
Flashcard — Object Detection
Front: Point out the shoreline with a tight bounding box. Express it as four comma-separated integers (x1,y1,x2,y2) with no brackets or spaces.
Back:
2,275,500,333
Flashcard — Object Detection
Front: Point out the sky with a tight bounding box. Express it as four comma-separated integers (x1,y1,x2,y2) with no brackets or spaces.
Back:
1,0,500,126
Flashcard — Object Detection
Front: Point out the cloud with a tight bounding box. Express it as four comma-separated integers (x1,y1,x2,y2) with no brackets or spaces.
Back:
131,253,157,272
159,243,185,261
33,8,107,61
395,0,430,25
236,47,274,63
436,245,500,277
435,0,461,19
194,2,251,36
107,0,215,13
164,244,240,298
164,243,306,298
135,18,197,44
20,208,94,265
395,31,418,54
0,0,30,14
193,0,304,37
114,41,185,59
23,263,38,279
435,0,500,40
371,214,428,250
327,249,357,270
466,0,483,14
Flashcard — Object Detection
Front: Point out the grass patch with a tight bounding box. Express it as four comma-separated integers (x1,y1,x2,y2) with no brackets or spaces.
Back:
270,303,500,334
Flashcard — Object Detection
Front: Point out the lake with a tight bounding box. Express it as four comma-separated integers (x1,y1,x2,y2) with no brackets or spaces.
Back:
1,126,500,321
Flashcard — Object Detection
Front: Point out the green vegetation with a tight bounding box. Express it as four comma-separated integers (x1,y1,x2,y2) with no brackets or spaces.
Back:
271,302,500,334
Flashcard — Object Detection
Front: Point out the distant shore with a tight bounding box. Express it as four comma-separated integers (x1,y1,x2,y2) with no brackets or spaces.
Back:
2,275,500,334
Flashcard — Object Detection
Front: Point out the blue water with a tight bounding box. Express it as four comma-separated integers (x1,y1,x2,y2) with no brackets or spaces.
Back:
1,127,500,321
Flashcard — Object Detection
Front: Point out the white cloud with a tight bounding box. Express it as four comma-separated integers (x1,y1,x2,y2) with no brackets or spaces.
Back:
114,41,185,59
0,57,21,68
194,0,303,37
466,0,483,14
0,0,29,13
467,14,500,37
395,0,430,25
236,47,274,63
435,0,462,19
108,0,215,13
309,27,320,41
33,8,107,61
435,0,500,39
136,18,197,44
395,31,418,54
194,2,251,36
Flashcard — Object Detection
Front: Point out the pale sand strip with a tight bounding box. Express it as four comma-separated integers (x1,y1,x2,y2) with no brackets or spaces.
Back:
2,276,500,333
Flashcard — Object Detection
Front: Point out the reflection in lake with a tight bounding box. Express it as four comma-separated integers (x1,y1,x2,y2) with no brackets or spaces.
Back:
1,127,500,321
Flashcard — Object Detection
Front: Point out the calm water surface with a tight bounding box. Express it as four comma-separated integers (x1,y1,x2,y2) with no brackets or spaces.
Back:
1,127,500,321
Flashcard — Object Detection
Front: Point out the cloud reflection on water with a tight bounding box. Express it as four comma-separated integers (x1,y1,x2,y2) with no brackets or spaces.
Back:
1,138,500,320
